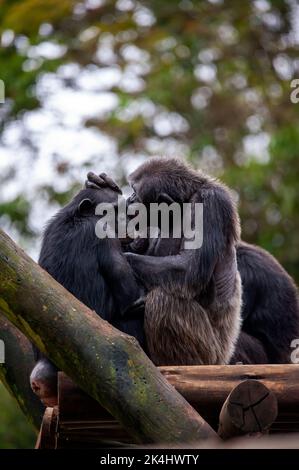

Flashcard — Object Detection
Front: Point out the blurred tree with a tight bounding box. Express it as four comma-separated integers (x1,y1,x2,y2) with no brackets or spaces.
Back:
0,0,298,276
0,383,36,449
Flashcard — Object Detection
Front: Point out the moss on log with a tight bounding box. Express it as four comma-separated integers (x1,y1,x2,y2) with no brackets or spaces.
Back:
0,228,217,444
0,313,44,430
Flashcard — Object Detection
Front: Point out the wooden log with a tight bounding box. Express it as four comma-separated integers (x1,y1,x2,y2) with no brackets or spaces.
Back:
59,364,299,414
160,364,299,407
218,380,278,439
0,313,44,430
56,365,299,442
0,228,217,445
160,364,299,431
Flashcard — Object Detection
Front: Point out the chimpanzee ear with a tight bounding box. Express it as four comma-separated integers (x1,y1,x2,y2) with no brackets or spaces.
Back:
157,193,175,205
78,198,93,215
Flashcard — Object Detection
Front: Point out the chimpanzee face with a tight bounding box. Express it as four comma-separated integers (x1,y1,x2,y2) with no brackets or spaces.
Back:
128,157,198,205
127,176,176,208
128,176,157,206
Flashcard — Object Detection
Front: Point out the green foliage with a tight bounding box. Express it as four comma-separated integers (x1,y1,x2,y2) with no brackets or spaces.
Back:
0,196,34,236
1,0,76,35
0,383,36,449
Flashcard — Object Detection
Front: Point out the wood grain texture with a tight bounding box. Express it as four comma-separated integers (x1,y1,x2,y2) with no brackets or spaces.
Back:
218,379,278,439
0,228,217,444
161,364,299,431
52,365,299,448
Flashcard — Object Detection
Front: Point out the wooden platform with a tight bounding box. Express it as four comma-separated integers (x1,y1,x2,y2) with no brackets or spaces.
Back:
36,364,299,448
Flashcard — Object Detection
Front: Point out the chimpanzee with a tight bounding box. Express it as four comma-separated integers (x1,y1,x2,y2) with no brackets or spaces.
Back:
30,173,144,406
87,163,241,365
232,241,299,363
123,157,299,365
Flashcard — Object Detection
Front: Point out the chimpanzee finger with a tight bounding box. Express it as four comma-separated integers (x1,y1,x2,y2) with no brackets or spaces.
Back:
87,172,107,187
99,173,122,194
85,180,103,190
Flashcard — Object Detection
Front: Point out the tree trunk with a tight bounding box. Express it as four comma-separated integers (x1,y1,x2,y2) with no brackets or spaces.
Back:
0,228,217,444
0,313,44,430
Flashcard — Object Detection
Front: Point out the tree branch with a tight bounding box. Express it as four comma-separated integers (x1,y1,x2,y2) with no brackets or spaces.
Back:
0,313,44,430
0,228,217,444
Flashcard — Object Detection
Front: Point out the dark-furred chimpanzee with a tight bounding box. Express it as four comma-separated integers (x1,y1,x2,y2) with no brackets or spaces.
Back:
124,157,299,365
232,241,299,363
122,158,243,366
30,173,144,406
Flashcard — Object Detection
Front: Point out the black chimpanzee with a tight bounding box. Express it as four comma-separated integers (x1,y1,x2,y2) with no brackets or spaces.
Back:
30,173,144,406
124,157,299,365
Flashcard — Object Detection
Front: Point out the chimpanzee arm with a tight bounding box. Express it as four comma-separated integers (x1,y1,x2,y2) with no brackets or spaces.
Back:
124,250,190,289
185,185,240,289
99,238,143,317
125,184,239,292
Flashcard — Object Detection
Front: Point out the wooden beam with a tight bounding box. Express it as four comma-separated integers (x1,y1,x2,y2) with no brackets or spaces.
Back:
160,364,299,407
218,379,278,439
0,228,217,445
55,365,299,439
161,364,299,432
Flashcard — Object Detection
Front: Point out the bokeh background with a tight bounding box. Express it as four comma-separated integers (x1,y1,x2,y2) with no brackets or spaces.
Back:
0,0,298,448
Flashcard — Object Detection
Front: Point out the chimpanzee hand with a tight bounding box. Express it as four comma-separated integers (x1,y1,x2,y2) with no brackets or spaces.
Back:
123,228,160,255
85,172,122,194
123,236,149,254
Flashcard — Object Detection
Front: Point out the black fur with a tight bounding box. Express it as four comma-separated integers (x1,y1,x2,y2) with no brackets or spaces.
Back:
127,157,240,292
127,157,299,364
126,157,242,365
31,185,144,404
38,188,143,335
234,242,299,363
187,183,240,290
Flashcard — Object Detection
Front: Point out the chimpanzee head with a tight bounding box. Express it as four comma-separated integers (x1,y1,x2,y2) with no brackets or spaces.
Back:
127,157,206,206
72,187,120,218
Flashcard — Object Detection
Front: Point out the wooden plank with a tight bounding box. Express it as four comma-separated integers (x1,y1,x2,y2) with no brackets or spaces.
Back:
37,407,58,449
160,365,299,409
161,364,299,430
58,373,133,445
57,365,299,441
